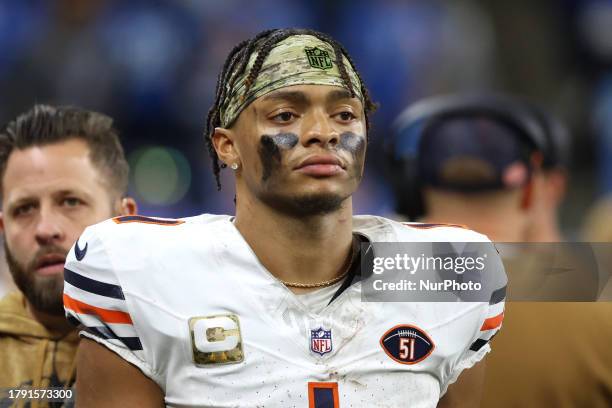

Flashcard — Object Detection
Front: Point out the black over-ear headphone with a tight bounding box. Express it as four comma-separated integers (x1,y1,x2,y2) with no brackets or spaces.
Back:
386,93,551,220
527,103,571,170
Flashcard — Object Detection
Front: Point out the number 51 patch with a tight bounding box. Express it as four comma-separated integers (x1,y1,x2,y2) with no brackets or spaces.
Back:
380,324,435,365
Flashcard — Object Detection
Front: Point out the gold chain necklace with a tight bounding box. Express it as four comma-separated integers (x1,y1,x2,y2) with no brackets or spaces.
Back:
282,267,351,289
282,238,357,289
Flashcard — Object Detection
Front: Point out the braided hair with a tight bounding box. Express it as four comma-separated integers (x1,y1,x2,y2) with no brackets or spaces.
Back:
204,28,377,190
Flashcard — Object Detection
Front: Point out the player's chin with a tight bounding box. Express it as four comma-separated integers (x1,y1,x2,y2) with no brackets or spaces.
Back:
293,177,358,198
289,191,350,216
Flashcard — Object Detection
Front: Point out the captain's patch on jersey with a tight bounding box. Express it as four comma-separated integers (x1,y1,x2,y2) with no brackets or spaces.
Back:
380,324,435,365
310,327,333,356
189,314,244,366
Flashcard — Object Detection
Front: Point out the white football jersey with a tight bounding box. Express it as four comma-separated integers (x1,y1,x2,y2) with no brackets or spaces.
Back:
63,214,506,408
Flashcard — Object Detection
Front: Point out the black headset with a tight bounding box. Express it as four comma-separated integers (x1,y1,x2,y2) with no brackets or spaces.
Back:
527,103,571,170
386,93,565,220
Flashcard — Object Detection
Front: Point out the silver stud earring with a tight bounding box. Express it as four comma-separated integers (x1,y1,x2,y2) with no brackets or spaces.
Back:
230,163,239,170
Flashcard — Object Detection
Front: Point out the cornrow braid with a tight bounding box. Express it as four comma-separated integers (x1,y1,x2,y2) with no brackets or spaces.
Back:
204,28,377,190
333,45,355,98
232,30,277,99
204,39,252,189
342,49,377,115
242,30,306,98
204,31,279,189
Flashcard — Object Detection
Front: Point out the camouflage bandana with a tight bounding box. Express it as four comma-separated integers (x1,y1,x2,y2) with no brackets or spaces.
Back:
220,34,363,128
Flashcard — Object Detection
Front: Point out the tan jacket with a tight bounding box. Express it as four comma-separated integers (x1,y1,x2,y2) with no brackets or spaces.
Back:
482,302,612,407
0,291,78,408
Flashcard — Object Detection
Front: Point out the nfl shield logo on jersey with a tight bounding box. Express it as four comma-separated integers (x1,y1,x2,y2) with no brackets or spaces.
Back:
310,327,333,356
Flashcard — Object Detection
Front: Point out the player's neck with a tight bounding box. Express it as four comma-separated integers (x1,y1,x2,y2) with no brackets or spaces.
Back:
525,219,563,242
524,206,564,242
234,196,355,293
424,213,528,242
424,190,530,242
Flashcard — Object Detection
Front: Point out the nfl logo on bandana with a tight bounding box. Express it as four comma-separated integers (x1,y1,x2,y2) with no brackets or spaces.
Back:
310,327,333,356
304,47,333,70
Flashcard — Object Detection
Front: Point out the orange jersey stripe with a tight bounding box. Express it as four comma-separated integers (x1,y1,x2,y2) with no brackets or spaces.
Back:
480,312,504,331
402,222,469,230
63,293,133,324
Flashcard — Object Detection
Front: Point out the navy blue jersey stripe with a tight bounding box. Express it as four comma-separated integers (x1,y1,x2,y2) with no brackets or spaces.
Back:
91,324,117,339
66,314,82,327
114,215,181,225
64,268,125,300
489,285,507,305
84,326,143,351
120,337,143,351
470,331,499,351
469,338,489,351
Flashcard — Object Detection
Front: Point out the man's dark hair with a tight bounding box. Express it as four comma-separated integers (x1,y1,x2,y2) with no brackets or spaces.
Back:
204,28,377,190
0,104,129,197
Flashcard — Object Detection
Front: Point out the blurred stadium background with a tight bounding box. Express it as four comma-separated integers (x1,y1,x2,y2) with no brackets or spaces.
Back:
1,0,612,292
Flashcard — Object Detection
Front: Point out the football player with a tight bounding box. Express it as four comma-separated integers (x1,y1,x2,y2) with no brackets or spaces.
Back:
66,28,506,407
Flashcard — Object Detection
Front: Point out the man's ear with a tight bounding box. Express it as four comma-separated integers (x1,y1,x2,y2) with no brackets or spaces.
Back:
520,179,534,211
119,197,138,216
212,127,241,168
